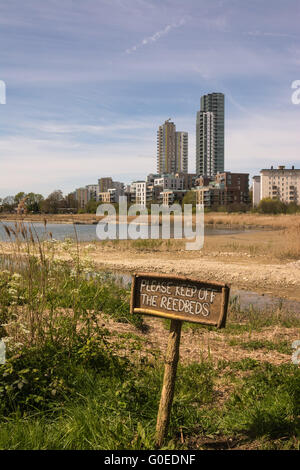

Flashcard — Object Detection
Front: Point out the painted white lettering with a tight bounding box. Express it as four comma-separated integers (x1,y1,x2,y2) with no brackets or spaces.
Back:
160,296,168,309
202,303,210,317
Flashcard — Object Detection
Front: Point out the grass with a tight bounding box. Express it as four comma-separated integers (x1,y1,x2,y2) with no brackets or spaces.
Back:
89,225,300,260
0,220,299,450
201,212,300,230
204,224,300,260
219,363,299,441
0,356,299,450
228,339,291,355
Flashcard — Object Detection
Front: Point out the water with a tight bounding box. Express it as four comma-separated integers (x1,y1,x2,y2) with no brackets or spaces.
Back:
0,222,97,242
231,289,300,314
0,221,254,242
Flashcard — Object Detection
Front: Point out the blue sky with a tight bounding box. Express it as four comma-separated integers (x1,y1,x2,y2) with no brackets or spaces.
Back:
0,0,300,197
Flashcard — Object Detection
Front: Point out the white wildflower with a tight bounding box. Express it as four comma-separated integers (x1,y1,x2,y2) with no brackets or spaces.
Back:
12,273,22,281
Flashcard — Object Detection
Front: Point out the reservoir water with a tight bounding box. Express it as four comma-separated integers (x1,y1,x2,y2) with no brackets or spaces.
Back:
0,221,255,242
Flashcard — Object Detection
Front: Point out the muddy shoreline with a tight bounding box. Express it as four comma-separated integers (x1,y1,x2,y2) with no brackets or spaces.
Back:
0,223,299,303
90,254,300,303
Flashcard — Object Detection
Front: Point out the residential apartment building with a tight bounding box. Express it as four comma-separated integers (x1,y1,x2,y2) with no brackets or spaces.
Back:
97,178,124,203
252,175,261,207
146,173,161,185
215,172,249,199
133,181,147,207
146,184,163,204
195,171,249,208
112,181,125,196
98,192,113,203
195,175,214,187
98,177,113,193
178,172,197,190
161,190,187,206
98,187,122,204
196,186,221,207
157,119,188,174
154,174,184,191
260,165,300,204
124,184,136,204
86,184,99,201
75,187,89,209
175,132,188,173
196,93,224,177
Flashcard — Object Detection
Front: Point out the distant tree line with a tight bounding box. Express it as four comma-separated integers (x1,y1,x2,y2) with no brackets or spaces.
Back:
1,192,299,215
254,198,300,214
0,191,78,214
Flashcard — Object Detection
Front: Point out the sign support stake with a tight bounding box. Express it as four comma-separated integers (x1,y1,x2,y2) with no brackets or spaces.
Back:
131,272,230,448
155,319,182,448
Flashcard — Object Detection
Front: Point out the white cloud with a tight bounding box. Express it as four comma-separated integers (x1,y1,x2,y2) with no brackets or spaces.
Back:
0,135,156,197
125,18,187,54
226,110,300,175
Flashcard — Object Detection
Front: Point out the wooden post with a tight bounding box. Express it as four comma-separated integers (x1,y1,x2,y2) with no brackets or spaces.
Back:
155,319,182,448
131,273,230,447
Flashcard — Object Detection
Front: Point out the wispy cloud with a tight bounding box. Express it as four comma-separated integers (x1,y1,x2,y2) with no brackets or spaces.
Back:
244,30,297,38
25,120,156,135
125,18,187,54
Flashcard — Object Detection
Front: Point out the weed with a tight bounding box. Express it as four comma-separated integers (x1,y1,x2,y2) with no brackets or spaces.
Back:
0,220,299,450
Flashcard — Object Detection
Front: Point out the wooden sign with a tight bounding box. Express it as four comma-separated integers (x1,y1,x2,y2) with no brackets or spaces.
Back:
130,273,230,328
130,272,230,448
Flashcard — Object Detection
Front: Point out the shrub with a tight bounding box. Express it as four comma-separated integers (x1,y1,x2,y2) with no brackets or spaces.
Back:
257,198,287,214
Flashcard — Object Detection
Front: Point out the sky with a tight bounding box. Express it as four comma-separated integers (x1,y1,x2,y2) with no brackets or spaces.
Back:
0,0,300,198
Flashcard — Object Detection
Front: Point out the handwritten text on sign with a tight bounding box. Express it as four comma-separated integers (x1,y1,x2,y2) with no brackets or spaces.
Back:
131,273,230,327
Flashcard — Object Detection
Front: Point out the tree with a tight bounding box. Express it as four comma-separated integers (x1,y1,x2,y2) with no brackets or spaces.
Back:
26,193,44,213
65,193,78,212
41,190,65,214
2,196,15,212
85,199,98,213
182,190,197,206
14,192,26,205
249,188,253,204
286,202,300,214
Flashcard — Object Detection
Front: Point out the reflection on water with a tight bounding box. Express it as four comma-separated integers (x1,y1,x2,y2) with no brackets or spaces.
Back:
0,221,253,242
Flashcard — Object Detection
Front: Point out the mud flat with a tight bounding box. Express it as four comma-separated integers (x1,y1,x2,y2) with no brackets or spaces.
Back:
0,226,299,302
90,250,300,302
82,229,300,302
